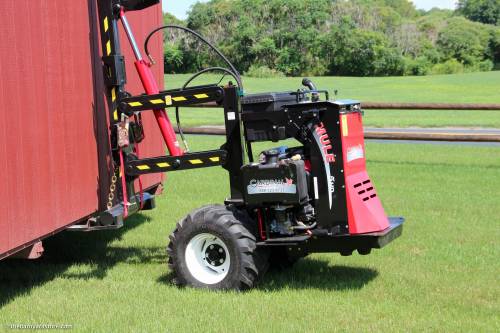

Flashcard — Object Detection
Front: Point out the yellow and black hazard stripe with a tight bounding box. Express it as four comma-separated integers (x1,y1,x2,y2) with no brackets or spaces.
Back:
126,150,226,176
97,4,130,125
103,16,111,56
118,86,224,114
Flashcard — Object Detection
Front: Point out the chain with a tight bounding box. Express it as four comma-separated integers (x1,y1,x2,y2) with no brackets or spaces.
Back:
106,167,119,210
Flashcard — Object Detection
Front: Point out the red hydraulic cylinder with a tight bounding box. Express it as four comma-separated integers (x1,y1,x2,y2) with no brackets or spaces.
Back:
120,8,183,157
135,60,183,156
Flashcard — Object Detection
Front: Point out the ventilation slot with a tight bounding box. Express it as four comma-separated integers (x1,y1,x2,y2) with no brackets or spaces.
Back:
354,179,378,202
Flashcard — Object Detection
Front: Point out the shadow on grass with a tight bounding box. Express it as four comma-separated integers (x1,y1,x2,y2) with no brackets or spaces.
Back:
259,258,378,291
0,214,153,308
157,258,378,291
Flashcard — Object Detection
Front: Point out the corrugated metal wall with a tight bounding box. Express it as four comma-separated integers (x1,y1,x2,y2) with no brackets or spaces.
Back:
0,1,165,258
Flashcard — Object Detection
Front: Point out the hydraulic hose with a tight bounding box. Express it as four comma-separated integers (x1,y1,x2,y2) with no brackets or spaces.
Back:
144,25,243,89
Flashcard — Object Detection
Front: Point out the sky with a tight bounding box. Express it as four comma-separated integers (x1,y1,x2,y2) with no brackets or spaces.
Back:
162,1,457,19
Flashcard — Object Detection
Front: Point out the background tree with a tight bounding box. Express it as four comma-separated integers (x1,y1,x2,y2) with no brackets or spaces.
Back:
163,0,500,76
457,0,500,25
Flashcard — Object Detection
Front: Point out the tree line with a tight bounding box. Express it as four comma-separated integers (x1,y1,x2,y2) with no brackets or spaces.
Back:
163,0,500,77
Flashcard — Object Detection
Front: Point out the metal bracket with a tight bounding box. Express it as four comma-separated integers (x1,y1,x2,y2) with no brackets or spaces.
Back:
126,149,227,176
102,55,127,86
118,85,224,115
67,192,156,231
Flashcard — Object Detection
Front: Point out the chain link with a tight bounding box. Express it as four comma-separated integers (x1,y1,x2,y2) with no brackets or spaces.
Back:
107,167,119,210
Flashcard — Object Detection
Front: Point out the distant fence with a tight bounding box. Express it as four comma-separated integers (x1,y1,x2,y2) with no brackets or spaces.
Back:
180,102,500,142
360,102,500,110
177,126,500,143
193,101,500,110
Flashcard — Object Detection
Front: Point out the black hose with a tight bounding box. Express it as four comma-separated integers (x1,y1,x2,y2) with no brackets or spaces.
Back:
144,25,243,89
182,67,241,90
175,67,242,152
292,222,317,231
145,25,245,154
175,106,189,152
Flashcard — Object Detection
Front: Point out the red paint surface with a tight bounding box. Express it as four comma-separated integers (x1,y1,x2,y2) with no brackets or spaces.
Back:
0,1,165,259
340,113,390,234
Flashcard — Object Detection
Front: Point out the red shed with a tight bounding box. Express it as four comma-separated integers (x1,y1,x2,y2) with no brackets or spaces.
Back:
0,1,165,259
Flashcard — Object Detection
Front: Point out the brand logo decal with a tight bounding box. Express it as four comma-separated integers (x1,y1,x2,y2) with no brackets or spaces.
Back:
313,122,335,209
347,144,364,162
247,178,296,194
315,122,335,163
330,176,336,194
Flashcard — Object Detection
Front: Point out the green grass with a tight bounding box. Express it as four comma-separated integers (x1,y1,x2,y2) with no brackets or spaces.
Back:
165,72,500,128
1,136,499,332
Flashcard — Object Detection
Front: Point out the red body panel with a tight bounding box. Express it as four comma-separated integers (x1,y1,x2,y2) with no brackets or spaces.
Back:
340,113,390,234
0,1,165,259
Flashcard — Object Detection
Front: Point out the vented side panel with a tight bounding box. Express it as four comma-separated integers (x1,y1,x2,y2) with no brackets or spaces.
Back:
340,112,389,234
345,172,389,234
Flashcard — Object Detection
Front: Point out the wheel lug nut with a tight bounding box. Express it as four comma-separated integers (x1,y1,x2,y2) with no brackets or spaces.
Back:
219,248,223,253
210,245,214,250
219,259,224,263
211,261,215,266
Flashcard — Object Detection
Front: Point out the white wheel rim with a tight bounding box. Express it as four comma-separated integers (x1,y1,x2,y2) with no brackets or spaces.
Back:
185,233,231,285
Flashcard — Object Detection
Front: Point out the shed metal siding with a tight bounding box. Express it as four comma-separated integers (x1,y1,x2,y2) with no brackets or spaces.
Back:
0,1,165,258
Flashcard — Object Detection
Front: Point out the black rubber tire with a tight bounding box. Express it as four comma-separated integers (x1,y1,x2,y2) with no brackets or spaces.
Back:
268,247,308,270
167,204,268,290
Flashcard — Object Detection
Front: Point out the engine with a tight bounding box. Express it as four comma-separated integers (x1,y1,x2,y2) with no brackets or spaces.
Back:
241,148,315,236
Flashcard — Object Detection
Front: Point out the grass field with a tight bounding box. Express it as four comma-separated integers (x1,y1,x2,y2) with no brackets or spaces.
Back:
1,136,499,332
165,71,500,129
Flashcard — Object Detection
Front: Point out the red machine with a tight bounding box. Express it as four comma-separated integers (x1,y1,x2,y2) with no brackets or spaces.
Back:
2,0,404,291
